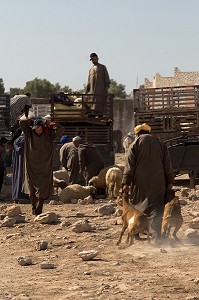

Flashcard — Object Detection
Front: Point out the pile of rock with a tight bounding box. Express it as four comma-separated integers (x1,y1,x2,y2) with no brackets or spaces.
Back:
0,205,26,227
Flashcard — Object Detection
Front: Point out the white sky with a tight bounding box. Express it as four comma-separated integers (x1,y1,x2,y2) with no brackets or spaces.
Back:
1,0,199,94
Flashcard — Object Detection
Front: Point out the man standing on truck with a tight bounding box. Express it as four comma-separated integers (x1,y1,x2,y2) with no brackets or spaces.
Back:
122,123,174,242
86,52,110,115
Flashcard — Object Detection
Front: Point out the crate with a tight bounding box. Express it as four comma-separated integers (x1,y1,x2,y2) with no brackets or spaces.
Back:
0,95,10,137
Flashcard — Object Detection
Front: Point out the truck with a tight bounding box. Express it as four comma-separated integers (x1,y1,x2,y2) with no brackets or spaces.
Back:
133,85,199,187
31,93,115,169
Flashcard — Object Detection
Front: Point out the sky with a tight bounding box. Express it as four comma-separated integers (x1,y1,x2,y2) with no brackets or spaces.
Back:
1,0,199,95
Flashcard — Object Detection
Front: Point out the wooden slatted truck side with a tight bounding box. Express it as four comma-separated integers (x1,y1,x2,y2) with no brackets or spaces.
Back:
133,85,199,187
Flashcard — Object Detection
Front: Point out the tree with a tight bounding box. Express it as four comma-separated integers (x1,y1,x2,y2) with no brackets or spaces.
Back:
0,78,5,95
9,88,24,97
23,78,56,98
108,79,127,99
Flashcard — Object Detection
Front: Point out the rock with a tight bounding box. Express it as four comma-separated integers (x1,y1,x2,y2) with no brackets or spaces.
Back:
6,233,20,239
190,211,199,218
179,199,187,205
114,207,123,217
60,220,72,227
78,250,99,261
189,194,199,201
96,204,116,216
160,248,168,253
1,216,16,227
72,220,94,233
193,278,199,284
49,200,60,205
35,241,48,251
15,214,26,224
40,261,55,269
78,199,88,205
6,205,22,217
0,213,6,220
71,198,78,204
75,212,85,217
34,211,58,224
181,189,189,197
115,217,123,225
17,256,32,266
185,229,199,239
11,293,32,300
84,195,94,204
0,204,7,211
189,217,199,229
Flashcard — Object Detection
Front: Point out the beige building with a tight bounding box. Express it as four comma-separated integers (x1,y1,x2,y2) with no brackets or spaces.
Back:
144,67,199,88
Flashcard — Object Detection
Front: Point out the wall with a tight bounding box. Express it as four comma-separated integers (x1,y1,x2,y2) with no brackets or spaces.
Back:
144,67,199,88
113,98,134,138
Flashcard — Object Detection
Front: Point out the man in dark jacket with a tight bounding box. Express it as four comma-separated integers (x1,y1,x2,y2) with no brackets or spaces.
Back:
20,118,64,215
78,143,104,184
59,136,83,185
0,137,8,200
122,123,174,241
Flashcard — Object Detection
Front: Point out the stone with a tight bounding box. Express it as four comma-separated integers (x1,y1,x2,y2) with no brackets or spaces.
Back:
15,214,26,224
114,207,123,217
34,211,58,224
6,205,22,217
78,250,99,261
35,241,48,251
17,256,32,266
72,220,94,233
160,248,168,253
190,211,199,218
60,220,72,227
181,189,189,197
71,198,78,204
6,233,20,239
40,261,55,269
1,216,16,227
179,199,187,205
189,217,199,229
185,229,199,239
49,200,60,205
115,217,123,225
96,204,116,216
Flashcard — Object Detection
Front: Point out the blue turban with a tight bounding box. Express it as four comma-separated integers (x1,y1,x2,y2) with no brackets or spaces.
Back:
60,135,69,145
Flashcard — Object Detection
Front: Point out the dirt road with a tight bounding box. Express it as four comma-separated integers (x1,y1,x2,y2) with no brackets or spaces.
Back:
0,154,198,300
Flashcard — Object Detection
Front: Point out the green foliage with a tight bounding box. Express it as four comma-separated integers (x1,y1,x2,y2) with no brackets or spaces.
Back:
9,88,24,97
0,78,5,95
108,79,127,99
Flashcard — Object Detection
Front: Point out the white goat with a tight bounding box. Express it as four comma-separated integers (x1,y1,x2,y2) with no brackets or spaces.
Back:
105,167,123,199
123,133,134,156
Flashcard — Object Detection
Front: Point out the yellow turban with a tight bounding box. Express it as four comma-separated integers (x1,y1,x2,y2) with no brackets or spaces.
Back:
134,123,151,135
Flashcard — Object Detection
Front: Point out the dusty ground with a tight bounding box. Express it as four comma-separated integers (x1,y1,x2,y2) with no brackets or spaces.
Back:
0,153,199,300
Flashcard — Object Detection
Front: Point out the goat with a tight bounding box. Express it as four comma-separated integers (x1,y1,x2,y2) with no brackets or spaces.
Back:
117,193,150,245
161,197,183,240
105,167,122,199
123,133,134,156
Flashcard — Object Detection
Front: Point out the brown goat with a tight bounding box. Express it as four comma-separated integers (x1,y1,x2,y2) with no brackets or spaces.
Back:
116,193,150,245
161,197,183,240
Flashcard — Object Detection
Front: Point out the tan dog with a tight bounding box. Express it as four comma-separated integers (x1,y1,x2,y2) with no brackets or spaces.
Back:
162,197,183,240
117,193,150,245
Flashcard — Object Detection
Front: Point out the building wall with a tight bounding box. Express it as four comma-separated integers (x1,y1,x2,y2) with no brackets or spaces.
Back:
144,67,199,88
113,98,134,138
